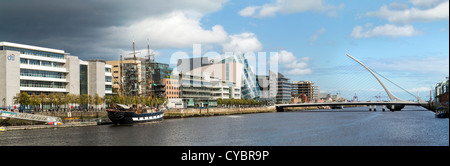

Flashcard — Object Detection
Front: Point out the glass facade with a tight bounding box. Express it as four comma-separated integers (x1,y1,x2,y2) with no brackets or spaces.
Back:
105,76,112,82
276,74,291,103
20,80,66,89
20,69,66,79
149,62,173,97
80,64,88,94
20,58,64,68
0,46,65,59
220,54,261,99
105,85,112,91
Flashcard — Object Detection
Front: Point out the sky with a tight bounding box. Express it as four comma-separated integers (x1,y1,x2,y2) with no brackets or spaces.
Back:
0,0,448,101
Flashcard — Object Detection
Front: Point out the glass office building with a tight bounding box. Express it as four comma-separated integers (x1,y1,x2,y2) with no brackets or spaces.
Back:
0,41,112,107
220,54,261,99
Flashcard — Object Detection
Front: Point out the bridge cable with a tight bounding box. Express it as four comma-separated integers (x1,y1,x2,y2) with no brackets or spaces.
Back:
368,67,418,99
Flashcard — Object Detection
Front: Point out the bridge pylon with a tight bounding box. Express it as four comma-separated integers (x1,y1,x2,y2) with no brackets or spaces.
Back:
346,54,427,111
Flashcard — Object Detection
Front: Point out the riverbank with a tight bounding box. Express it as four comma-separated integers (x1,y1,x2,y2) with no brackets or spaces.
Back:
0,106,277,130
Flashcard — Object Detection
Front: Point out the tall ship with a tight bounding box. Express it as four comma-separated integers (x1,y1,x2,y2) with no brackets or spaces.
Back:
106,40,166,124
107,104,164,125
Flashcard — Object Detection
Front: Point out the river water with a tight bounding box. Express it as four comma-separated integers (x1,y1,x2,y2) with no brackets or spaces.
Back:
0,106,448,146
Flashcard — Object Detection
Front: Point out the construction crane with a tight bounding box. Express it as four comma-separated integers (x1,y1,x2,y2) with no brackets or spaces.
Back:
352,93,359,102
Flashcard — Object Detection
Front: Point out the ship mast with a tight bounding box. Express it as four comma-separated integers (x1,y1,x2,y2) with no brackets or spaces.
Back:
126,40,141,109
146,39,155,108
120,54,124,100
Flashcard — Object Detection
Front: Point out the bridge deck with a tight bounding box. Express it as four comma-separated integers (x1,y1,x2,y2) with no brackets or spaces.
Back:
276,101,426,108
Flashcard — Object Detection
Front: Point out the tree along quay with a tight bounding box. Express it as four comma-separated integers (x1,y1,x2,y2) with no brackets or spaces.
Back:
31,106,277,120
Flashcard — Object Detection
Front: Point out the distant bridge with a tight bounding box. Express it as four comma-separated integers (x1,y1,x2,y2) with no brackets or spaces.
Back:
275,54,430,112
275,101,428,112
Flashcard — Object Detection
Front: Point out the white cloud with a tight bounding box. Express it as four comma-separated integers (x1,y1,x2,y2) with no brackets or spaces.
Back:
350,24,422,38
309,27,327,45
101,9,267,62
239,6,260,17
366,1,449,24
222,32,263,53
239,0,341,18
103,11,229,49
285,68,313,75
409,0,447,8
271,50,313,75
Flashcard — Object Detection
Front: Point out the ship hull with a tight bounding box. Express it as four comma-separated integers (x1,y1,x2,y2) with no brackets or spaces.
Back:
107,110,164,125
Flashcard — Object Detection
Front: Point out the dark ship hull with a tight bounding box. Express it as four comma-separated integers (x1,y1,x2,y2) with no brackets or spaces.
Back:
107,110,164,125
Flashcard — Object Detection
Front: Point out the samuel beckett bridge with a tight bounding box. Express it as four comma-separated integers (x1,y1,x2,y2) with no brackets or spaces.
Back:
275,54,429,112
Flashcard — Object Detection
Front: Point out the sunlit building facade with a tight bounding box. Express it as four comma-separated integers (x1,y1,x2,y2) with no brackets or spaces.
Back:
0,41,112,108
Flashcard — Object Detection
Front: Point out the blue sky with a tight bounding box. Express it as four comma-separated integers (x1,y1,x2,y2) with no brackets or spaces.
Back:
1,0,448,101
161,0,449,101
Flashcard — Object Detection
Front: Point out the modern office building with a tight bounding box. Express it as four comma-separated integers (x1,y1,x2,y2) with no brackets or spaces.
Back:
186,60,242,99
150,62,173,97
178,73,217,108
163,78,179,99
291,80,319,103
256,71,277,104
0,41,111,107
219,54,261,99
432,77,449,109
276,72,291,104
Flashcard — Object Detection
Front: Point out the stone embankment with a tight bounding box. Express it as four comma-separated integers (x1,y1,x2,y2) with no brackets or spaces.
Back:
164,106,276,118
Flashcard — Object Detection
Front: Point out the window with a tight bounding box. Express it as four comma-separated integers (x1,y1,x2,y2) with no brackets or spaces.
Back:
28,59,40,65
105,76,112,82
53,62,64,68
20,58,28,64
114,71,118,73
41,61,51,67
105,85,112,91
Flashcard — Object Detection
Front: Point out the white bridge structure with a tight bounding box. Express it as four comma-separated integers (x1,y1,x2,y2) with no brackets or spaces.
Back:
275,54,429,112
0,110,62,123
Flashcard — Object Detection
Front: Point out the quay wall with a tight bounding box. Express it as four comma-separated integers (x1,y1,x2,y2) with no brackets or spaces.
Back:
164,106,276,118
29,106,277,119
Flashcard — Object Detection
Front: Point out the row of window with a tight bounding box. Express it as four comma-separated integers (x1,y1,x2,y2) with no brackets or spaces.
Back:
20,80,66,89
166,86,178,90
20,58,64,68
20,69,66,79
1,46,65,59
166,91,179,95
166,80,178,85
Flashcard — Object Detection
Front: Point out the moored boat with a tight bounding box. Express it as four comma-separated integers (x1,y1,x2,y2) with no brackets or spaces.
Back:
106,104,164,125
